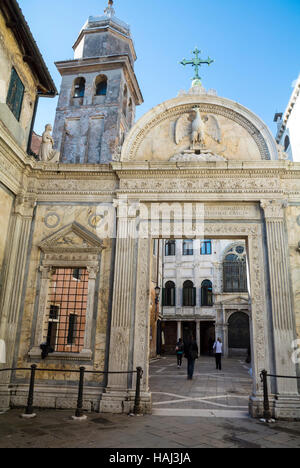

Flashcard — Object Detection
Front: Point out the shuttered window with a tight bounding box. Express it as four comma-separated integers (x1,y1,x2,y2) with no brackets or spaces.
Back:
183,281,196,306
201,280,213,306
6,68,25,121
165,240,176,256
163,281,176,306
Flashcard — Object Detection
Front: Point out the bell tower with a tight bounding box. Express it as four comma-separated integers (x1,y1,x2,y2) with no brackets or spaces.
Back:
52,1,143,164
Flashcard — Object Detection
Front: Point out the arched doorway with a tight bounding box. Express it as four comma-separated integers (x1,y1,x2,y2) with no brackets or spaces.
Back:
228,312,250,357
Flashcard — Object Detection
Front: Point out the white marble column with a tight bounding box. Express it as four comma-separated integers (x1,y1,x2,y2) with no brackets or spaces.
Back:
223,323,229,358
215,308,223,346
177,321,182,341
221,305,229,357
261,200,298,395
196,321,201,354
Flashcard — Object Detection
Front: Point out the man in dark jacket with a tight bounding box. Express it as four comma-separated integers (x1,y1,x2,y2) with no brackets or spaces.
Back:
184,334,199,380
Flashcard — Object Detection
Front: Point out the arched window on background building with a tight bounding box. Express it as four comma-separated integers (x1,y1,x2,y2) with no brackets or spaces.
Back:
163,281,176,307
73,77,86,98
201,280,213,306
165,240,176,256
183,280,196,307
223,245,247,293
95,75,108,96
284,135,290,152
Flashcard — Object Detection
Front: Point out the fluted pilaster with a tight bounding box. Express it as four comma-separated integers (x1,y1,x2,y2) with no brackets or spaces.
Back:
107,201,137,389
261,199,298,395
0,195,36,408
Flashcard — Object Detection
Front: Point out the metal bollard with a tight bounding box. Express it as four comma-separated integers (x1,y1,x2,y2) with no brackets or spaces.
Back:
133,367,143,415
260,369,272,421
74,366,85,419
22,364,37,419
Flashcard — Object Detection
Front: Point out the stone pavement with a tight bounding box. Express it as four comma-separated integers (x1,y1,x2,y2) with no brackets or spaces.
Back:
0,356,300,448
150,356,252,418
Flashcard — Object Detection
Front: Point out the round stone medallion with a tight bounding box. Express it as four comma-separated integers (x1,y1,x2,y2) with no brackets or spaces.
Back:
44,212,60,229
88,214,103,229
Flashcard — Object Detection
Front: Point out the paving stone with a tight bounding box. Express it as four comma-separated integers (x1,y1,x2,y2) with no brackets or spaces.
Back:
0,357,300,448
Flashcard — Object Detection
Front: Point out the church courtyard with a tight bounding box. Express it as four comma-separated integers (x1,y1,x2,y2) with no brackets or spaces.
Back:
150,356,251,418
0,357,300,448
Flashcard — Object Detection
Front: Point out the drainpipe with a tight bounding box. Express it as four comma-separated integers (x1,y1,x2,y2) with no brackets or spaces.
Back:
26,93,40,157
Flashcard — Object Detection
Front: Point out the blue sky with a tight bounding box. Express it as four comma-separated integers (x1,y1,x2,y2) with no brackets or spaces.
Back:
19,0,300,136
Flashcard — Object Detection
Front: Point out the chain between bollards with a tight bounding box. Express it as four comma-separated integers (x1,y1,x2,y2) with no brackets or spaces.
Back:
133,367,143,415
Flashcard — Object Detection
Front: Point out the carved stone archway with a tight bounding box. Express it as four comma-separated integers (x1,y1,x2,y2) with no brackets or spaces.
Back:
101,202,270,415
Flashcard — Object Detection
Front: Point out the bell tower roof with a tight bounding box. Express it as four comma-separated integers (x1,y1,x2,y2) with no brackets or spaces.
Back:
73,1,136,63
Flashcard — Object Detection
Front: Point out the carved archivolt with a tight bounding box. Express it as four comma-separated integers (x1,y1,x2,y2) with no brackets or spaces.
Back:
121,98,276,162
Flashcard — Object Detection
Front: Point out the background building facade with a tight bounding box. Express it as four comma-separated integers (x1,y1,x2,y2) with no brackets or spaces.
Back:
274,74,300,162
161,239,250,357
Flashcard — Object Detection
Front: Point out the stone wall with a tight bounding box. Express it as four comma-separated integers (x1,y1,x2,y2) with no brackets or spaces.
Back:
53,67,135,164
0,11,37,150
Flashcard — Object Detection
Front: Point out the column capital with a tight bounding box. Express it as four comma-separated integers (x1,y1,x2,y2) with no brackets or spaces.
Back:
39,265,52,280
86,265,99,279
14,193,37,217
260,199,288,220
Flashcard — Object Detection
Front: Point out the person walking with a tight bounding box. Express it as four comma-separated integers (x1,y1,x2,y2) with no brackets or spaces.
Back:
184,334,199,380
175,338,184,368
213,337,223,371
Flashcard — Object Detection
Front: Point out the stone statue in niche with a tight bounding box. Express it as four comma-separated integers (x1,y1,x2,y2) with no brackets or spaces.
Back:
38,124,60,163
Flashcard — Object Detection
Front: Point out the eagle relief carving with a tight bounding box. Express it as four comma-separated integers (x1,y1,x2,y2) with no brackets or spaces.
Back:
171,108,226,162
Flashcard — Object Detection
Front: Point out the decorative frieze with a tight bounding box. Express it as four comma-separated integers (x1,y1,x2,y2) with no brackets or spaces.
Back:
120,176,281,193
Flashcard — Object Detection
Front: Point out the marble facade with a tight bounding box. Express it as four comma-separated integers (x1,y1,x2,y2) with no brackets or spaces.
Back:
0,3,300,421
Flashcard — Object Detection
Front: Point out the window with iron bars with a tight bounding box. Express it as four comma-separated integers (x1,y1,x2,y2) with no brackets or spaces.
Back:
45,268,89,353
